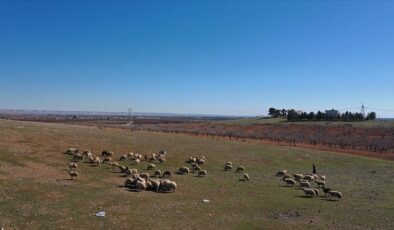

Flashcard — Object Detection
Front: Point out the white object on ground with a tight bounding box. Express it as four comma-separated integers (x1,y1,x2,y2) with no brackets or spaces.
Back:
95,211,106,217
203,199,210,203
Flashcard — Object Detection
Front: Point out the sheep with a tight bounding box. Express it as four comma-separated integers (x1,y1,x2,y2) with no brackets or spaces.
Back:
186,157,197,164
315,180,326,188
178,167,190,175
82,150,92,157
109,162,119,169
243,173,250,181
87,156,94,163
149,179,161,192
145,180,153,190
275,170,288,177
68,162,78,169
319,175,326,181
236,166,245,173
192,165,201,173
119,155,128,161
163,170,172,178
124,178,134,188
158,157,166,163
196,158,205,165
159,149,167,157
125,168,133,177
284,178,296,186
282,174,291,181
127,152,134,159
65,148,78,155
198,170,207,177
322,187,332,197
299,180,311,187
69,171,79,180
302,188,316,197
224,164,233,171
312,188,319,197
135,180,147,191
93,157,101,166
154,170,161,178
226,161,233,166
147,164,156,170
103,157,112,164
102,150,113,157
139,173,150,180
134,159,140,164
293,174,304,181
303,175,315,181
73,154,84,162
118,165,127,173
329,191,343,200
159,180,177,192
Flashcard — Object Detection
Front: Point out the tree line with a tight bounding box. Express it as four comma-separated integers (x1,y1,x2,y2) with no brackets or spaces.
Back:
268,107,376,122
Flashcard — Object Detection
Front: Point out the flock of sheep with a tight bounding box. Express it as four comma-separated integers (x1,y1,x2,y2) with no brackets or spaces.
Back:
275,169,343,200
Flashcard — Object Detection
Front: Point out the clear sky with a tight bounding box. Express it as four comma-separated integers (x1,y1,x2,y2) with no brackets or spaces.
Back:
1,1,393,117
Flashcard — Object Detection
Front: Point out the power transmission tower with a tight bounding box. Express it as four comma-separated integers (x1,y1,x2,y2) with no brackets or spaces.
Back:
361,103,365,117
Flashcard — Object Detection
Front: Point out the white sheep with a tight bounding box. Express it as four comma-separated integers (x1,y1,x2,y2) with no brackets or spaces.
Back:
119,155,128,161
159,180,177,192
243,173,250,181
127,152,134,159
192,165,201,173
140,173,150,180
299,180,311,187
236,166,245,173
319,175,326,181
315,180,325,188
178,167,190,175
134,159,140,164
73,154,84,162
293,174,304,181
275,169,288,177
302,188,316,197
102,157,112,164
147,164,156,170
135,180,147,191
158,157,166,163
284,178,296,186
329,191,343,200
65,148,79,155
198,170,207,177
68,162,78,169
303,175,315,181
102,150,113,157
69,171,79,180
224,164,233,171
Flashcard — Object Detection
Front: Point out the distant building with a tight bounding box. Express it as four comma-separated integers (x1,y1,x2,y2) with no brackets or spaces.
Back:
325,109,339,120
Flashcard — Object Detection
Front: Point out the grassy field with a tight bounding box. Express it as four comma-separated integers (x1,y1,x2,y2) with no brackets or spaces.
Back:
0,119,393,229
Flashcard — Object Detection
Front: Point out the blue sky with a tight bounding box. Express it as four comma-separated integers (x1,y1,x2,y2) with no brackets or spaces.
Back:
0,1,393,117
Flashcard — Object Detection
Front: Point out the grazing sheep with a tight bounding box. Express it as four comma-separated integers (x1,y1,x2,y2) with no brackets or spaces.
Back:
186,157,197,164
329,191,343,200
243,173,250,181
149,179,161,192
226,161,233,166
196,158,205,165
102,150,113,157
65,148,79,155
69,171,79,180
154,170,161,177
125,168,133,177
87,156,94,163
73,154,84,162
303,188,316,197
93,157,101,166
198,170,207,177
319,175,326,181
134,159,140,164
224,164,233,171
119,155,128,161
282,174,291,181
322,187,332,197
163,170,172,178
312,188,319,196
178,167,190,175
293,174,304,181
103,157,112,164
82,150,92,157
147,164,156,170
284,178,296,186
68,162,78,169
159,180,177,192
315,180,326,188
303,175,315,181
110,162,119,169
236,166,245,173
158,157,166,163
299,180,311,187
139,173,150,180
118,165,127,173
192,165,201,173
275,169,288,177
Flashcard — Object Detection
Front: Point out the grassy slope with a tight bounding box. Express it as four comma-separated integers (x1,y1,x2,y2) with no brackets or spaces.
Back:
0,119,393,229
219,117,394,128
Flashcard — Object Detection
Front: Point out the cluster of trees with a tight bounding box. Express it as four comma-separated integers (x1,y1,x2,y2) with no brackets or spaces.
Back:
268,107,376,122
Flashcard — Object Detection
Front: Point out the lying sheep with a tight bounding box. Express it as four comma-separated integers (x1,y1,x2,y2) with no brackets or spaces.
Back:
236,166,245,173
140,173,150,180
154,170,161,177
303,188,316,197
275,169,288,177
178,167,190,175
147,164,156,170
329,190,343,200
243,173,250,181
119,155,128,161
163,170,172,178
69,171,79,180
299,180,311,187
159,180,177,192
68,162,78,169
65,148,79,155
224,164,233,171
315,180,325,188
135,180,147,191
284,178,296,186
198,170,207,177
149,179,161,192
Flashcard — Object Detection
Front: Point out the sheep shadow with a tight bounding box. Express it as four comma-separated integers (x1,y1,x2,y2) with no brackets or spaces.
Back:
320,198,339,202
295,195,315,199
125,188,143,193
56,178,73,181
239,179,249,182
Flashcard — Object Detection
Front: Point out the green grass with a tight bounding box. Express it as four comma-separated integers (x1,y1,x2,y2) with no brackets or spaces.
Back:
0,119,393,229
